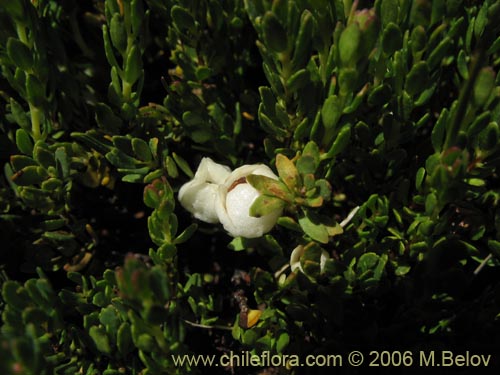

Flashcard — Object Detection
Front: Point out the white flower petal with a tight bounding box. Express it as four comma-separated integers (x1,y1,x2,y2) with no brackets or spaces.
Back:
178,157,231,224
216,163,282,238
225,164,278,185
290,245,305,273
196,157,231,184
289,245,330,275
178,180,220,223
217,182,281,238
319,250,329,271
178,158,282,238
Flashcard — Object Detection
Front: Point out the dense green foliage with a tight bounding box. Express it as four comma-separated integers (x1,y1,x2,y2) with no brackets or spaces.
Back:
1,0,500,373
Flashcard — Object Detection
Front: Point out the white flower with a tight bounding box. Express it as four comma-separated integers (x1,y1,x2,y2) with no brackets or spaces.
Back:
178,157,231,223
178,158,282,238
215,164,282,238
290,245,329,274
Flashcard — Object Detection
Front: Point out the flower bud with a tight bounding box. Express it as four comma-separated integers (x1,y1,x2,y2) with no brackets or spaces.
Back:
178,157,231,223
216,164,282,238
178,158,283,238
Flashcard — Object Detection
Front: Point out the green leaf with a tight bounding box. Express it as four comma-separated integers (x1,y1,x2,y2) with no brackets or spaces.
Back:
258,107,288,137
41,218,66,231
249,195,285,217
325,124,351,158
246,174,293,201
474,1,488,38
415,167,426,190
262,11,288,53
395,265,411,276
95,103,123,133
228,237,252,251
430,0,446,25
262,62,285,97
457,50,469,79
274,103,290,129
124,45,142,84
382,22,403,55
302,141,320,166
488,240,500,259
55,147,70,179
276,154,299,190
71,131,112,155
286,69,309,93
195,66,212,81
242,328,258,345
112,135,133,154
473,67,495,107
131,0,144,34
356,252,379,273
410,25,427,54
11,166,48,186
305,195,323,207
16,128,33,155
110,14,127,53
144,184,161,208
171,5,195,32
321,95,343,130
99,306,120,336
315,179,332,200
300,243,324,276
487,35,500,55
41,178,62,191
7,37,33,71
164,155,179,178
277,216,302,232
368,84,392,107
0,0,25,20
33,144,54,169
276,332,289,353
296,155,316,175
89,326,112,355
9,98,30,131
414,84,437,107
478,122,499,151
427,37,452,69
259,86,276,116
381,0,399,25
10,155,37,171
339,23,361,66
26,74,45,108
102,25,121,70
174,223,198,244
144,169,164,184
405,61,430,96
122,174,143,183
338,68,358,95
106,149,139,169
292,10,313,69
2,281,31,310
132,138,153,162
431,108,448,152
467,111,491,138
172,152,194,178
425,192,437,215
298,210,329,244
43,230,75,242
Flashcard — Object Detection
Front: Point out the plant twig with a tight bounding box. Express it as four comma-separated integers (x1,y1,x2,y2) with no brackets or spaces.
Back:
183,319,233,331
473,253,493,276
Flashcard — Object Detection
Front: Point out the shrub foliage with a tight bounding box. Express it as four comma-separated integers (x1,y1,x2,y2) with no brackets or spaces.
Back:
1,0,500,373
